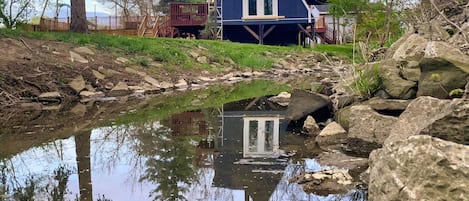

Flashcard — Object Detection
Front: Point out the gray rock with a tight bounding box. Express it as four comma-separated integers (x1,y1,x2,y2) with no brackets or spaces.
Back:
334,106,351,131
268,92,291,107
347,105,398,155
303,116,320,136
104,82,114,90
174,79,188,89
189,51,199,58
38,92,62,103
417,42,469,98
70,103,87,117
315,122,347,147
197,56,208,64
292,169,354,195
125,67,147,76
98,66,121,77
369,135,469,201
317,152,368,172
79,91,105,99
92,70,105,80
38,92,61,98
380,59,417,99
109,82,130,96
159,81,173,90
391,34,428,61
384,96,453,145
401,68,421,82
419,99,469,145
68,75,86,93
364,97,411,111
69,51,88,64
73,47,94,55
115,57,129,64
465,81,469,99
286,90,331,121
144,76,160,87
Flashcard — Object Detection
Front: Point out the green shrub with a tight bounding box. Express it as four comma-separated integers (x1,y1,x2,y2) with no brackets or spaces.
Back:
349,64,381,98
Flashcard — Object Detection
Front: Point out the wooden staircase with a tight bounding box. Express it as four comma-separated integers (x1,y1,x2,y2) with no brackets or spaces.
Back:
137,15,180,38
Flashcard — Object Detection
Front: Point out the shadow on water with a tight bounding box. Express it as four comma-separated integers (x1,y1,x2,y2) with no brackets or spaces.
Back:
0,81,367,201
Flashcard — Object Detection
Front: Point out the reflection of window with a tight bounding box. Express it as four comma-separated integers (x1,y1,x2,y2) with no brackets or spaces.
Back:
249,120,258,152
265,120,273,151
243,117,280,158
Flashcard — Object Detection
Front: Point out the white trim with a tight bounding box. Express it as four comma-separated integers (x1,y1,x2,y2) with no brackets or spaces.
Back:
243,116,280,158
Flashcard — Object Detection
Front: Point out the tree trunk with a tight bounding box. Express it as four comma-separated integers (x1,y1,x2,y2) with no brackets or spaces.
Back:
70,0,87,33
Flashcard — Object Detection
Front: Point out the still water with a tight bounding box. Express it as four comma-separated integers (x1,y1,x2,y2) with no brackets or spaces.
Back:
0,82,366,201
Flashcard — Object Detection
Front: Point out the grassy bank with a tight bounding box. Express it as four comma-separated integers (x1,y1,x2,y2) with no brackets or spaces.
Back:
114,80,290,125
0,29,306,71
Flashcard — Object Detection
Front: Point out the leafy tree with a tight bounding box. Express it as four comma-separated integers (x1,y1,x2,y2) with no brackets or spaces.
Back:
0,0,33,29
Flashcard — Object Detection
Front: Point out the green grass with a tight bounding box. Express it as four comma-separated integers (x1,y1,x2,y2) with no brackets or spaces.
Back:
0,29,303,71
313,44,357,62
349,64,382,98
114,80,290,125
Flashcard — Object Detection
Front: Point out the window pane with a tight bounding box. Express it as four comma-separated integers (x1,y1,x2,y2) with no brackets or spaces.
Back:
264,0,272,15
264,121,274,152
249,0,257,15
249,120,258,152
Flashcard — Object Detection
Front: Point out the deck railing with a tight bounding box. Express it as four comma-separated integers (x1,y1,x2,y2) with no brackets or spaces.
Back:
169,3,209,26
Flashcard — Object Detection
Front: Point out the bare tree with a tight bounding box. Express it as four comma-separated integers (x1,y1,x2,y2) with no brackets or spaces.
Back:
70,0,87,33
0,0,33,29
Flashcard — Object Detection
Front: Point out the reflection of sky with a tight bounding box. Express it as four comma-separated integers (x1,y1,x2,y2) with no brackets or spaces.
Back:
2,123,365,201
1,123,252,201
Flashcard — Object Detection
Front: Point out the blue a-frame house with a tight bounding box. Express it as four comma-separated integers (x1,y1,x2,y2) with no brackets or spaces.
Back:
218,0,327,45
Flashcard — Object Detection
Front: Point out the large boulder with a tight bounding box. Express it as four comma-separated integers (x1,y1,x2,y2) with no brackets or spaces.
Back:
369,135,469,201
334,105,351,131
417,42,469,98
346,105,398,156
286,90,331,121
385,96,453,145
364,97,411,112
380,59,417,99
390,34,428,61
419,99,469,145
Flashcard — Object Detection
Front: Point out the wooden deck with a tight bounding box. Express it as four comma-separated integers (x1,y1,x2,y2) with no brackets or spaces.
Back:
169,3,209,27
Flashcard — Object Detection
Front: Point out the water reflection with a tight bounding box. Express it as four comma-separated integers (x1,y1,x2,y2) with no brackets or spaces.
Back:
0,98,366,201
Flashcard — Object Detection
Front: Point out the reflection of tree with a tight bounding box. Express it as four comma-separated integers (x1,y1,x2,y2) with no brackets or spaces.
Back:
0,159,72,201
75,132,92,201
136,123,198,201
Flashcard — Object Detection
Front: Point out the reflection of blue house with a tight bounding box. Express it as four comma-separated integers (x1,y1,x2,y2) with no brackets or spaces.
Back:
219,0,326,45
212,97,290,201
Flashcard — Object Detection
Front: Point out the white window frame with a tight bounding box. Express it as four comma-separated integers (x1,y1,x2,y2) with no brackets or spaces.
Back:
243,116,280,158
242,0,278,17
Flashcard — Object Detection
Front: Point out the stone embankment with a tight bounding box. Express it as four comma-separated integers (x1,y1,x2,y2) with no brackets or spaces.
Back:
280,1,469,198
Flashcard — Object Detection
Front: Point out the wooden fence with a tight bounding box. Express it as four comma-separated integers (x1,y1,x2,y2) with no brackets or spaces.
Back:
38,16,145,32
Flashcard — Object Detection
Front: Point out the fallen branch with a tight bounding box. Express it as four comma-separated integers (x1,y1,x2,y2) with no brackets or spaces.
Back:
18,38,34,52
430,0,468,44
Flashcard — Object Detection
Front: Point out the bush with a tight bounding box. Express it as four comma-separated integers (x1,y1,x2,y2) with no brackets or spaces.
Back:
349,64,381,98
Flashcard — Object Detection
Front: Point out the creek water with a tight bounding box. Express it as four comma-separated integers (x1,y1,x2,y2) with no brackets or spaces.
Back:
0,81,366,201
